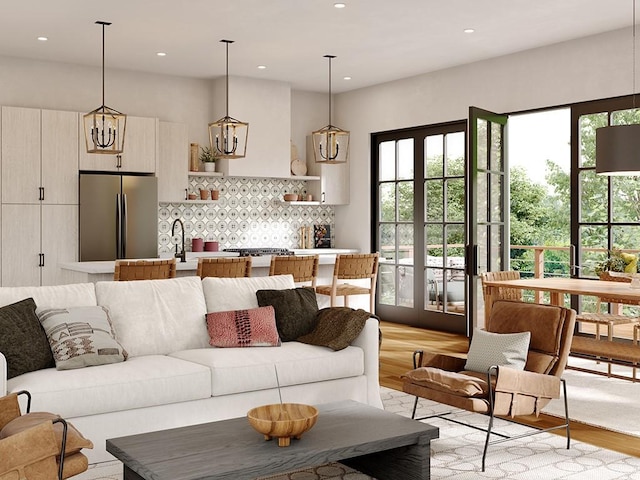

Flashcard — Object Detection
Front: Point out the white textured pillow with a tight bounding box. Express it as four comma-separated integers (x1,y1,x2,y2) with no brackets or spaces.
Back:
95,276,208,357
36,306,126,370
464,328,531,374
201,275,295,313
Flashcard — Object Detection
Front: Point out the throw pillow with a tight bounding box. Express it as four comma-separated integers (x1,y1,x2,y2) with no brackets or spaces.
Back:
256,287,319,342
36,306,127,370
464,328,531,374
0,298,54,379
206,305,281,347
0,412,93,455
297,307,371,351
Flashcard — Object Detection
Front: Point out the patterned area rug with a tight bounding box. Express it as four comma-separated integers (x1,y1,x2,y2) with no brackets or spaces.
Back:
76,388,640,480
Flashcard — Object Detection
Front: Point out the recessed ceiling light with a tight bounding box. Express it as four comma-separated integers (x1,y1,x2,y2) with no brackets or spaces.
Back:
257,65,267,70
343,76,352,80
156,52,167,57
37,36,48,42
463,28,475,34
334,3,346,8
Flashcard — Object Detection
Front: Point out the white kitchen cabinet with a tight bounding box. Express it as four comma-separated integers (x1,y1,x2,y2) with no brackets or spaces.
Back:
158,122,188,202
0,106,79,286
79,115,157,173
1,204,41,286
41,205,78,286
305,136,350,205
1,106,40,204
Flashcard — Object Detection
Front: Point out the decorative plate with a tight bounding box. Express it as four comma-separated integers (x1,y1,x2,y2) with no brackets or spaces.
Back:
291,159,307,176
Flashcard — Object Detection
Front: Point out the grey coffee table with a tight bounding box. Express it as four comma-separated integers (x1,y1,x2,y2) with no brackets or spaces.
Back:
106,400,439,480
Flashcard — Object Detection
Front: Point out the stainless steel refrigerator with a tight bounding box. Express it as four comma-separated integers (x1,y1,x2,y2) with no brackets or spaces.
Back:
79,173,158,261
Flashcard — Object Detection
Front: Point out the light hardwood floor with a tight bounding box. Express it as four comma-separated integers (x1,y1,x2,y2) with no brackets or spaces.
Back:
379,320,640,457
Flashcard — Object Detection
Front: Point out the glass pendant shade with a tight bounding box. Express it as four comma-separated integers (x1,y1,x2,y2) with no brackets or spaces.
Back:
84,21,126,155
313,55,349,164
208,39,248,159
596,124,640,175
312,125,350,164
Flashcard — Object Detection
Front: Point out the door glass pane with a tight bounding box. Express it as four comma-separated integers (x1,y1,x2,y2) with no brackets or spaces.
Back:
379,264,395,306
611,107,640,125
477,225,489,272
379,183,396,221
490,174,503,223
612,176,640,223
425,224,444,267
398,139,414,180
425,135,443,178
446,224,465,281
490,122,503,171
446,178,465,222
490,224,504,271
579,170,607,223
425,179,443,221
398,181,414,222
445,132,465,176
425,267,441,311
476,119,488,170
578,113,607,168
477,173,488,223
398,224,414,262
379,223,396,262
580,225,607,277
379,141,396,181
398,265,413,307
612,225,640,251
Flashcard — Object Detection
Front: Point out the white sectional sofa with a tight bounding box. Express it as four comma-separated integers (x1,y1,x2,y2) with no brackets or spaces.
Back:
0,275,382,464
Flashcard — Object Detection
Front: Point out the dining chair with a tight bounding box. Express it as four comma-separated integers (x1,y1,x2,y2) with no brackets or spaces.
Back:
480,271,523,323
197,257,252,278
269,255,319,288
315,253,379,313
113,258,177,281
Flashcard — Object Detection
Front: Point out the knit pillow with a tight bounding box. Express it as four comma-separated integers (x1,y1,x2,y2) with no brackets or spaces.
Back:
464,328,531,373
206,306,281,347
0,298,54,379
256,287,318,342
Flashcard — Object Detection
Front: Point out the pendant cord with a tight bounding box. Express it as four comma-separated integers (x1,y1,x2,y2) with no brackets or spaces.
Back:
328,56,332,126
225,40,229,117
102,22,105,107
634,0,637,109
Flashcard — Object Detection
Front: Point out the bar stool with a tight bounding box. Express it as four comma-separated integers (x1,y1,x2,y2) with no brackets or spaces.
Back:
269,255,319,288
315,253,379,313
197,257,252,278
114,259,177,281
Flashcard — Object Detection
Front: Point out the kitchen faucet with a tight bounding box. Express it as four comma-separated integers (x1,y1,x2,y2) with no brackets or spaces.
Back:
171,219,186,263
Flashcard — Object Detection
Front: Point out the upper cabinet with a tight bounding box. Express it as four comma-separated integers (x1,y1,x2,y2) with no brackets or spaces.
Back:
1,107,78,205
158,121,188,202
214,77,291,178
79,115,157,173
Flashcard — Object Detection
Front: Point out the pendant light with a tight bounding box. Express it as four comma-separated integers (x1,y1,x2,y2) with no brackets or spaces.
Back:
596,0,640,175
83,21,127,154
208,40,249,159
312,55,349,164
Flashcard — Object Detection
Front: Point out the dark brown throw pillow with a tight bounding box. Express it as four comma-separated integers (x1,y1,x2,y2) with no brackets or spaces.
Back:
297,307,371,351
0,298,54,379
256,288,319,342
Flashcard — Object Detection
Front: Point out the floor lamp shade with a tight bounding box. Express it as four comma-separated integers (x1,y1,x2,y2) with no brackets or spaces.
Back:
596,124,640,175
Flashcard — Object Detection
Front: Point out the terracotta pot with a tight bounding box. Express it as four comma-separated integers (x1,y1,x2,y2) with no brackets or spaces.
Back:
187,193,197,200
210,189,219,200
200,189,210,200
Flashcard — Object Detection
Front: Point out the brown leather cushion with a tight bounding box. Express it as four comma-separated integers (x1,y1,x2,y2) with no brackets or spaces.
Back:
402,367,488,397
525,350,557,374
489,301,565,357
0,412,93,456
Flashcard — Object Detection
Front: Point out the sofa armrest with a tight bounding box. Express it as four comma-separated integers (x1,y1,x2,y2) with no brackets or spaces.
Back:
0,420,59,478
0,352,6,397
350,317,383,408
493,366,561,417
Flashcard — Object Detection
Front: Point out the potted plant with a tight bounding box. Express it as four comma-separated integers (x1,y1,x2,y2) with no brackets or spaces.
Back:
199,146,218,172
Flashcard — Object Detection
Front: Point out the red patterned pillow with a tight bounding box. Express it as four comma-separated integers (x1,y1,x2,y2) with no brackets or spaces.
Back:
206,306,281,347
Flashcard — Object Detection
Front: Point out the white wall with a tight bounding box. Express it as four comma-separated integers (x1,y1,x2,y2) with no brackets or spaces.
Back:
0,55,212,146
335,27,633,253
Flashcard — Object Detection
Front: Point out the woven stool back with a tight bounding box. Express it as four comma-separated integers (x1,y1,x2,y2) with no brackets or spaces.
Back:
114,259,177,281
197,257,252,278
269,255,319,287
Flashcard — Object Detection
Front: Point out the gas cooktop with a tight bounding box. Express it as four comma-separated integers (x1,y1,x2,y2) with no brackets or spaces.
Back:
223,247,295,257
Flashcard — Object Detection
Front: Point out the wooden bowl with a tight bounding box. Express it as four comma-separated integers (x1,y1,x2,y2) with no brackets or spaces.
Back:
283,193,298,201
247,403,318,447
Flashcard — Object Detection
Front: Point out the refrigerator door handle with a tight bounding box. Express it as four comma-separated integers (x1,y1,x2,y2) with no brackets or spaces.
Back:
116,194,122,259
122,194,128,258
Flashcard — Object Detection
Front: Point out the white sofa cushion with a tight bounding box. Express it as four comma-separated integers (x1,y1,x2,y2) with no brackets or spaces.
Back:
95,276,208,357
169,342,364,397
0,283,97,309
202,275,295,313
6,355,212,418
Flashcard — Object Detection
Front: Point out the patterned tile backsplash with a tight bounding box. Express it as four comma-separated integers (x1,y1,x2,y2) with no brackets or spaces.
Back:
158,176,335,253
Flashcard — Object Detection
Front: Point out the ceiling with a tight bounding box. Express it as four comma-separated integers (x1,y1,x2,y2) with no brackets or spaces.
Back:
0,0,633,93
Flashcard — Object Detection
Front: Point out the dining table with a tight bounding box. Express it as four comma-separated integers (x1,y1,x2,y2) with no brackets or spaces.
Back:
482,276,640,319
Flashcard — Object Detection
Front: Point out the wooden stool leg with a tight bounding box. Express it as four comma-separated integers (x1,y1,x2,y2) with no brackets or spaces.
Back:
344,296,349,308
